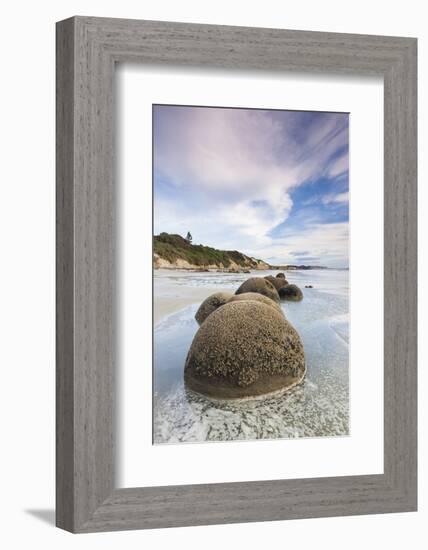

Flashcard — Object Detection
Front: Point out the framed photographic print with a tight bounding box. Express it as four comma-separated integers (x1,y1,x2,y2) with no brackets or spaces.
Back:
56,17,417,532
151,104,351,443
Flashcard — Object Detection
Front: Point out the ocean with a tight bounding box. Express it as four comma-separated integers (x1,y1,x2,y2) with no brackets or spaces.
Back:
153,269,349,444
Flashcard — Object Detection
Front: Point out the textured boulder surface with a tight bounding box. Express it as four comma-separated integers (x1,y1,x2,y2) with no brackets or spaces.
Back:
195,291,233,325
185,301,306,399
235,277,280,304
227,292,283,314
278,284,303,302
276,272,286,279
264,274,289,290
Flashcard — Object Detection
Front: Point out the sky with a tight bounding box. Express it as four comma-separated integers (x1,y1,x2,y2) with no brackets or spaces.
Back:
153,105,349,268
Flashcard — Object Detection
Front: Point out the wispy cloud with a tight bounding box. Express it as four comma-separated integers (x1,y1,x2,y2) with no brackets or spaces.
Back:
154,105,349,267
327,153,349,178
262,222,349,266
322,191,349,205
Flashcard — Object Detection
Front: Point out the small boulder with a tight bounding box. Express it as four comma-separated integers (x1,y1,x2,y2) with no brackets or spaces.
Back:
195,291,233,325
278,284,303,302
235,277,280,303
185,301,306,398
264,274,289,290
305,285,313,289
227,292,283,314
276,272,286,279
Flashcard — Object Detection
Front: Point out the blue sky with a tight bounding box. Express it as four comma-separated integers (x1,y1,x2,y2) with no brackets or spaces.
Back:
153,105,349,267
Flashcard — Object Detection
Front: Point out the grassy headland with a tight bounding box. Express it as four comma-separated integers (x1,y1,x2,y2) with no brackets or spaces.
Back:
153,233,269,271
153,233,329,271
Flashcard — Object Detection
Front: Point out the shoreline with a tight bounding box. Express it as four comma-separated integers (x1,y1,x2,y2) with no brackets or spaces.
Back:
154,285,229,325
153,266,337,272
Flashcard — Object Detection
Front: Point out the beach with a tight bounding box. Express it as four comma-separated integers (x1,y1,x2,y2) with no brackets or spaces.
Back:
154,279,229,325
153,268,349,445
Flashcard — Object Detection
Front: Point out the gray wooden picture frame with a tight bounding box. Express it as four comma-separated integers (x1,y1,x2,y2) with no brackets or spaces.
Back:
56,16,417,533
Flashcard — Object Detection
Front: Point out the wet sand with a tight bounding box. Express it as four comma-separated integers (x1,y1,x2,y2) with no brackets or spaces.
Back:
154,284,229,325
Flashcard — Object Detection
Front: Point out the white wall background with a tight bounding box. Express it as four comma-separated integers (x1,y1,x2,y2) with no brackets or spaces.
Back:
0,1,424,548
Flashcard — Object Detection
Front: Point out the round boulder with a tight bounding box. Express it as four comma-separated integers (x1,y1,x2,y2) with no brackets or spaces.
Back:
185,301,306,399
278,284,303,302
195,291,233,325
276,272,286,279
227,292,283,314
264,274,289,290
235,277,280,303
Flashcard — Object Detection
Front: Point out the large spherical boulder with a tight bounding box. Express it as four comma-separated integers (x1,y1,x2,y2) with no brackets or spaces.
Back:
264,274,289,290
235,277,280,303
278,284,303,302
195,291,233,325
227,292,283,314
276,272,286,279
185,301,306,399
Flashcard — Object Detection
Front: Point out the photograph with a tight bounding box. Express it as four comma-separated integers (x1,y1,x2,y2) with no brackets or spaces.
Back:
0,0,419,541
152,104,350,444
0,2,417,540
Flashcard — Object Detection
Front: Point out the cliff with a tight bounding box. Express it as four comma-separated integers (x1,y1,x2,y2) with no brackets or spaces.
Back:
153,233,270,271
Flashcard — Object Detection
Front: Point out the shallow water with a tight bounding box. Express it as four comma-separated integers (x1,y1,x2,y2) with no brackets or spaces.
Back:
153,269,349,444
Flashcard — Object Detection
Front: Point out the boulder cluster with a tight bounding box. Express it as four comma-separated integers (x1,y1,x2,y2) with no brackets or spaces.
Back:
185,275,306,399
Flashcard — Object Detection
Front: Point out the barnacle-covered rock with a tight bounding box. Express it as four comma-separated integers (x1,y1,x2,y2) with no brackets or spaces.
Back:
185,301,305,398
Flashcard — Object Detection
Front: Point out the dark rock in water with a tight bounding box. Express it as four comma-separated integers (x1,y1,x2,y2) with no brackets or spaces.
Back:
276,272,286,279
195,292,233,325
264,274,289,290
242,269,251,273
227,292,283,314
185,301,306,399
305,285,313,289
278,284,303,302
235,277,280,303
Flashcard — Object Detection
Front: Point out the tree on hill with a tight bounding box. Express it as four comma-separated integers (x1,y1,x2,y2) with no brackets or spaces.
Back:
185,231,193,244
